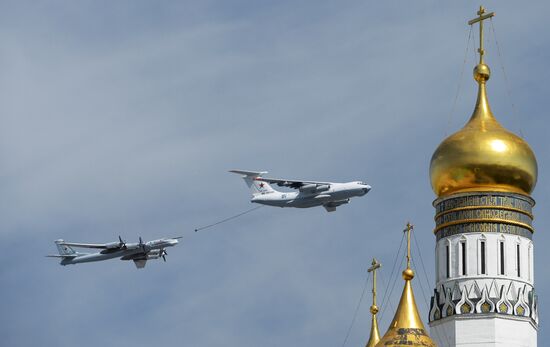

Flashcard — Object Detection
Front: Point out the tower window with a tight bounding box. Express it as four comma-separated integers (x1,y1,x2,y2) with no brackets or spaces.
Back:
460,241,466,276
517,244,521,277
499,241,505,275
445,244,450,278
527,245,533,281
480,241,486,275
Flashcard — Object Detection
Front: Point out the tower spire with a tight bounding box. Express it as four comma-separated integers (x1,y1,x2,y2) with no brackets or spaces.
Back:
374,223,436,347
467,6,495,118
365,258,381,347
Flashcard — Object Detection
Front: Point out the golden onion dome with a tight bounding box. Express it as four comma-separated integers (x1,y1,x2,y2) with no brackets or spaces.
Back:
430,63,537,197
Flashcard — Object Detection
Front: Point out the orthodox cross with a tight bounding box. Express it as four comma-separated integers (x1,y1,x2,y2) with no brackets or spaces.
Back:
368,258,381,308
468,6,495,64
403,222,414,269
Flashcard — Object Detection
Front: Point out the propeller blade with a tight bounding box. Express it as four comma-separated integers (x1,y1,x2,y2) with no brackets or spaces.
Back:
162,255,166,262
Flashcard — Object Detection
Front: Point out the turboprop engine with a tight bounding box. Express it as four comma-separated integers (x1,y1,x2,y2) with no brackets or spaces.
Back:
145,250,162,259
104,242,123,249
300,184,330,193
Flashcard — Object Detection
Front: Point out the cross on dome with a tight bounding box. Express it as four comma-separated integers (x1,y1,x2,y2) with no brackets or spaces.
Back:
468,6,495,64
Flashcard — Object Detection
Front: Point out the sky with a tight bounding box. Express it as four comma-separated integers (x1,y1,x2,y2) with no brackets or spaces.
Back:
1,1,549,346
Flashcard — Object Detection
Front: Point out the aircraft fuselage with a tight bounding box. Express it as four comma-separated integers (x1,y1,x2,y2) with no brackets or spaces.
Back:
250,181,370,208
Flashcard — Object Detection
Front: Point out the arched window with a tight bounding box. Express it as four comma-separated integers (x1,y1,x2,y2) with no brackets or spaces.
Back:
445,239,451,279
516,238,521,278
498,236,506,276
459,236,467,276
479,234,487,275
528,242,533,281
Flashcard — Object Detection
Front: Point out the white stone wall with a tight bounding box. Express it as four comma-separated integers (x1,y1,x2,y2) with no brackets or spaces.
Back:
430,232,537,347
435,233,534,287
431,315,537,347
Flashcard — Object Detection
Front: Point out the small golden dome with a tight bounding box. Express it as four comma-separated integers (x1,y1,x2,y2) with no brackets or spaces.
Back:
375,224,436,347
430,63,537,197
374,270,436,347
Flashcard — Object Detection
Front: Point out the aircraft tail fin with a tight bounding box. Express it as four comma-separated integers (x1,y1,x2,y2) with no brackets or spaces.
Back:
55,239,76,256
229,169,275,195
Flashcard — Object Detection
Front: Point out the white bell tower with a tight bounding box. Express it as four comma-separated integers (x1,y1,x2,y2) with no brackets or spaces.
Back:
427,7,538,347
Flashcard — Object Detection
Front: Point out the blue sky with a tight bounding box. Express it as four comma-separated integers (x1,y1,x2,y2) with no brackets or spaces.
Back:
1,1,549,346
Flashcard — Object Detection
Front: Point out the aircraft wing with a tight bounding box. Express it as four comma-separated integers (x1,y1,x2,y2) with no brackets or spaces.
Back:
57,242,110,249
255,177,332,189
58,241,126,250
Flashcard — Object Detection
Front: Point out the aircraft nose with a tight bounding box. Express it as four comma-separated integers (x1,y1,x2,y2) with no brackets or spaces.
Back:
362,185,372,194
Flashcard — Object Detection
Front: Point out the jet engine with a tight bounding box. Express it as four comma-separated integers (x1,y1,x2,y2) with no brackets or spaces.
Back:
300,184,330,193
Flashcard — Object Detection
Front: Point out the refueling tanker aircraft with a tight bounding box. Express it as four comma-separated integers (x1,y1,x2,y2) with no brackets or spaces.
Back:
230,170,371,212
47,236,182,269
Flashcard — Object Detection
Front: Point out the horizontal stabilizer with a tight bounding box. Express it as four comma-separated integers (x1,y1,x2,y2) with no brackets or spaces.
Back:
229,169,268,177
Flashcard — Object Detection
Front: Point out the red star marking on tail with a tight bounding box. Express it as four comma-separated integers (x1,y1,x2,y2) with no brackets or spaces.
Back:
259,182,265,188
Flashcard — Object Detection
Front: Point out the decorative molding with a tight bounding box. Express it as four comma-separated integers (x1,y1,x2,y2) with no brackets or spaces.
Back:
429,279,538,326
456,287,475,314
514,287,530,317
475,286,495,313
496,285,513,314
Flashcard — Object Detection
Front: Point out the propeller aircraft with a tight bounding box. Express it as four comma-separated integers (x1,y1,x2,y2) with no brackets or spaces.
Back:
47,236,182,269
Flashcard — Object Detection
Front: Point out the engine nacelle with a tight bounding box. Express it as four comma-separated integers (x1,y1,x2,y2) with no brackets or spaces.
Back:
315,184,330,192
105,242,122,249
300,184,330,193
146,250,162,259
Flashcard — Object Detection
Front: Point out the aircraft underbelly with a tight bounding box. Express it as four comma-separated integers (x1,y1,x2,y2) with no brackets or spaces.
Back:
70,250,137,264
291,194,332,208
256,200,286,207
331,191,351,200
255,190,353,209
